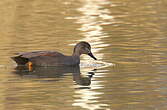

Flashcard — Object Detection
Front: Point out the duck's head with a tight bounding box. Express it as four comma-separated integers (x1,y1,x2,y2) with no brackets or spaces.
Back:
73,41,97,60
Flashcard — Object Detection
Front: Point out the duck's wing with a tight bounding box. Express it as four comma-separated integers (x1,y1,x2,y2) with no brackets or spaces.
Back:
19,51,65,58
11,51,65,65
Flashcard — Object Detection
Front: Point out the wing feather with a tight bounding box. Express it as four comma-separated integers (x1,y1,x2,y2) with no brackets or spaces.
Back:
19,51,65,58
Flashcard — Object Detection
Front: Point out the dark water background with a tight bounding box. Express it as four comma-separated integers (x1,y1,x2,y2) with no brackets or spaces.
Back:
0,0,167,110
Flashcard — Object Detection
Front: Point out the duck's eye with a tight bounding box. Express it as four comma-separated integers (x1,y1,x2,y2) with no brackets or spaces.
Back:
85,47,90,53
81,46,85,49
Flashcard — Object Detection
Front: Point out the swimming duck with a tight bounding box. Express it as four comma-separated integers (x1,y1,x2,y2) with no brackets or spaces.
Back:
11,41,97,67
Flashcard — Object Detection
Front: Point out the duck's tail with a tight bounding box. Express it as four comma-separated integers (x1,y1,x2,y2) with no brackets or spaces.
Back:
11,56,29,65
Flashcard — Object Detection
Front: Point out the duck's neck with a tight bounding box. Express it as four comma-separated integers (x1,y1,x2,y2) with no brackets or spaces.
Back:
72,52,80,65
72,51,81,56
72,47,81,56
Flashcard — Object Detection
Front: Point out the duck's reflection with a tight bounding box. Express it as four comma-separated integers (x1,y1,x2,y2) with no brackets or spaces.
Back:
13,65,95,86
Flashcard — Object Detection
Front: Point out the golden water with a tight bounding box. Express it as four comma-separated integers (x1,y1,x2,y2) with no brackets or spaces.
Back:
0,0,167,110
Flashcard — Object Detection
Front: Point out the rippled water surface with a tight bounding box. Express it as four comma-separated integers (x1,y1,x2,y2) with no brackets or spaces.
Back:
0,0,167,110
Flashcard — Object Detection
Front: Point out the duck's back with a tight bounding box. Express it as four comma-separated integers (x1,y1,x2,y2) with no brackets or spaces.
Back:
12,51,64,66
19,51,64,58
12,51,80,66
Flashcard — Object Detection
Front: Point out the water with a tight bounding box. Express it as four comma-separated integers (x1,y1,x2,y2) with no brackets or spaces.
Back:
0,0,167,110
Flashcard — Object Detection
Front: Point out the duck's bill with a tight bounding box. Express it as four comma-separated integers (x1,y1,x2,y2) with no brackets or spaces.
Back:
88,52,97,60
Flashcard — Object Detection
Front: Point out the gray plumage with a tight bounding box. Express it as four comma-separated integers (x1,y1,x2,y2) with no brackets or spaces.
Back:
11,41,97,66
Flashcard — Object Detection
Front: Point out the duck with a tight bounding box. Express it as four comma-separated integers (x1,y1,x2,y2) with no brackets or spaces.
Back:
11,41,97,67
